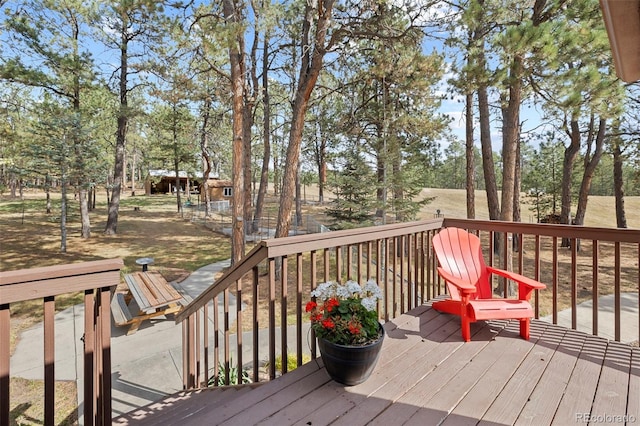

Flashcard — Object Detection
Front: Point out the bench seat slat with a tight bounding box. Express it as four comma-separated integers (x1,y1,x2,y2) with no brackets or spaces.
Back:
110,293,133,325
124,274,153,312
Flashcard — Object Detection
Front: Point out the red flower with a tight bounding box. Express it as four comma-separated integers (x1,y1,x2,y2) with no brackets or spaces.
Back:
348,322,361,335
325,298,340,312
305,301,317,312
311,313,323,322
322,318,335,329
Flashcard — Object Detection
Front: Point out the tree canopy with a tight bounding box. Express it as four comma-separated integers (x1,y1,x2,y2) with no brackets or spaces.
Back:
1,0,637,255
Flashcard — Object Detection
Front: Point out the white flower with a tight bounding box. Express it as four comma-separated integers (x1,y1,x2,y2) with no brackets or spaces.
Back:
311,279,382,304
345,280,362,296
361,296,377,311
311,281,336,300
363,279,383,299
335,284,351,299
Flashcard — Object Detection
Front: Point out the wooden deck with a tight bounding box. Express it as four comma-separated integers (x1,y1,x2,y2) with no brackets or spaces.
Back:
114,304,640,425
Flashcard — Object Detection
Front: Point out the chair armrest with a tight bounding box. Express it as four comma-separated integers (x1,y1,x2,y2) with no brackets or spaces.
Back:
486,266,546,291
437,267,477,294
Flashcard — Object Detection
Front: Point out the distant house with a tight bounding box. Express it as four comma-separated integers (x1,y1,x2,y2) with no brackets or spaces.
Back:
145,170,196,195
203,178,233,202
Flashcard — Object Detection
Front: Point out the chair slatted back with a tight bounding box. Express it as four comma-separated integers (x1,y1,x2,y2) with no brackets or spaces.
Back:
432,227,493,300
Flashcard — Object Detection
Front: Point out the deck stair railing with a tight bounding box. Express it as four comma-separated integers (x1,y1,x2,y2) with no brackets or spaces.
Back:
0,259,123,426
175,218,446,389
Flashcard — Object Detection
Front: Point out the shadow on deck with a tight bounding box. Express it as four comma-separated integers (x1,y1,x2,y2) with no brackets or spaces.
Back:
114,303,640,425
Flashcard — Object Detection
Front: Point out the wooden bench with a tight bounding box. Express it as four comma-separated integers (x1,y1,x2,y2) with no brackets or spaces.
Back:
111,271,190,335
110,292,134,326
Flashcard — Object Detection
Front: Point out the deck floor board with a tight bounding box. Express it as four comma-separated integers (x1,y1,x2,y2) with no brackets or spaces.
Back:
114,304,639,426
548,332,605,425
439,321,540,426
589,342,634,422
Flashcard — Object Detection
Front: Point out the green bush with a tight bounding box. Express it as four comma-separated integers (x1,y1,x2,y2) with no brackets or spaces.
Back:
207,359,251,386
274,353,311,372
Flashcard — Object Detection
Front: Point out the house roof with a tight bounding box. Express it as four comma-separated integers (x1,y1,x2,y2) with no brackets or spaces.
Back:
600,0,640,82
206,178,233,187
148,169,189,178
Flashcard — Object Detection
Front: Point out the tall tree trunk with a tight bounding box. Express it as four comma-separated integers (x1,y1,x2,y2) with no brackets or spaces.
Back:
275,0,334,239
105,28,129,235
574,117,606,225
393,156,404,222
173,107,182,212
244,12,263,233
122,151,127,193
296,159,302,227
223,0,246,263
375,132,386,220
376,79,390,220
513,138,522,223
45,175,52,214
130,150,136,196
60,172,68,253
79,189,90,238
612,136,627,228
71,15,91,238
499,56,523,224
253,32,271,233
311,112,327,204
512,138,522,256
174,170,181,211
474,0,499,221
478,84,499,220
201,95,212,217
105,123,125,234
465,92,475,219
9,174,17,198
497,55,522,280
318,151,326,203
559,118,582,247
273,125,280,196
243,104,253,232
561,118,581,222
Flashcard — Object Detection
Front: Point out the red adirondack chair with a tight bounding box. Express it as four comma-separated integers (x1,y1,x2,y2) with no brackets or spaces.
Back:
431,227,546,342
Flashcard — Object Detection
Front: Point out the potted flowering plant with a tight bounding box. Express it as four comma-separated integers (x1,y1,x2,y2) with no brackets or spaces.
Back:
305,279,385,385
306,279,383,345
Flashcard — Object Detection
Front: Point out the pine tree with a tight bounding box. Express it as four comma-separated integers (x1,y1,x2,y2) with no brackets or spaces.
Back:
325,148,375,230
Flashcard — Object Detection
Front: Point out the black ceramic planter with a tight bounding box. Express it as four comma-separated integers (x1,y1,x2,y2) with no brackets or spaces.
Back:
317,324,385,386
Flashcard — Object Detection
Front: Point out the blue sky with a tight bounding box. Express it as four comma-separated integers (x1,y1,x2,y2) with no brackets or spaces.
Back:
0,0,551,154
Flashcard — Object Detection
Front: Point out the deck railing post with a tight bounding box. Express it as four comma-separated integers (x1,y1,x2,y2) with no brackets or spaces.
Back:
1,304,9,426
84,289,96,425
182,315,197,389
98,287,113,426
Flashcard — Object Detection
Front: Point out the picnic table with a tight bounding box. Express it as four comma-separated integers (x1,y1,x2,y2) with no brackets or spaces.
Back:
110,271,191,335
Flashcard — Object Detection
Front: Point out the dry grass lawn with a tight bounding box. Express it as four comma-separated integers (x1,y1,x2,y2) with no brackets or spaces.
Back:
416,187,640,228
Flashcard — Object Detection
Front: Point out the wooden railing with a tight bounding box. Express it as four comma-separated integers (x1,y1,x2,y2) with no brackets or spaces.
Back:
447,219,640,342
0,259,123,426
176,218,446,388
177,218,640,390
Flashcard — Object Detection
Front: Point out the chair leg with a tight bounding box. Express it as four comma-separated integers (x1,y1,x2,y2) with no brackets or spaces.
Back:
461,316,471,342
519,318,530,340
